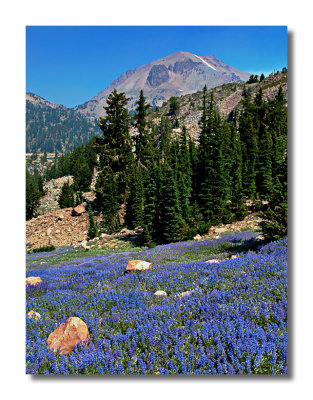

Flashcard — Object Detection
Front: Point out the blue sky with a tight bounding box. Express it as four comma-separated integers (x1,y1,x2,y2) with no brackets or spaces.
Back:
26,26,287,108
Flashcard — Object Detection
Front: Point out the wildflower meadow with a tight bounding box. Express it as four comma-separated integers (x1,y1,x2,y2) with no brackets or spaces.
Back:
26,231,287,375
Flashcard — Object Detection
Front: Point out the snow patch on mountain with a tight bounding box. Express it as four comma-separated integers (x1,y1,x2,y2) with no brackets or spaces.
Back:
193,54,217,71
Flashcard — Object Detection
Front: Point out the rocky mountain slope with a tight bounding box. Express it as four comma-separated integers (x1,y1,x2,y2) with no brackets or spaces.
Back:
26,56,286,155
148,71,288,141
74,51,250,118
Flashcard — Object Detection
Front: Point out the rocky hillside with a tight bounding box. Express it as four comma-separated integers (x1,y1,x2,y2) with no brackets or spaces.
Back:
26,199,262,251
74,51,250,118
26,207,92,249
26,68,286,157
147,71,288,141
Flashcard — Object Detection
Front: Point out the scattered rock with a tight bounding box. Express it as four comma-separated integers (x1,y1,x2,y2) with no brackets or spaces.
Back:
119,228,132,235
57,214,64,221
126,260,152,272
71,203,86,216
215,227,227,234
193,234,201,241
81,240,90,250
154,290,167,296
205,259,219,264
26,276,42,286
176,290,194,298
230,255,238,259
46,317,90,355
27,310,41,320
46,228,52,236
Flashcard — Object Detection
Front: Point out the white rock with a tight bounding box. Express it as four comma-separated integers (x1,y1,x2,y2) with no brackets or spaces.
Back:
154,290,167,296
126,260,152,272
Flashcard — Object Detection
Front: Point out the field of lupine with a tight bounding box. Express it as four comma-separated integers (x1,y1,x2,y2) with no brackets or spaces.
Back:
26,231,288,375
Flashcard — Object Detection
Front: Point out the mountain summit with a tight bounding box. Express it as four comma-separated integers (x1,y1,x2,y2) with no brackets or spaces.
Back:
75,51,250,118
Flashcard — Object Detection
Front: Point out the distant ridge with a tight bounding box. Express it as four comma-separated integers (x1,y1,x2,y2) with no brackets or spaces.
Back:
26,93,100,153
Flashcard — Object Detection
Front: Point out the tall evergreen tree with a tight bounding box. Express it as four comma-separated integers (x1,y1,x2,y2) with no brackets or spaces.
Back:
229,122,247,220
134,90,150,165
267,86,287,178
125,166,145,229
156,116,172,161
188,135,198,207
96,167,120,233
260,153,287,241
257,122,273,198
158,164,184,243
177,126,192,222
26,169,41,220
239,89,258,199
87,204,98,240
58,181,74,209
142,163,159,243
95,88,133,194
94,89,134,231
72,155,93,192
197,91,228,224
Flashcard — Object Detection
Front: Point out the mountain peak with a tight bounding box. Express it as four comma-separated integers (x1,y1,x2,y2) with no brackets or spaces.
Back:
74,51,250,118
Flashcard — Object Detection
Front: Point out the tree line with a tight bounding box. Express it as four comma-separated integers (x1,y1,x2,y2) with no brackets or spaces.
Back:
26,100,100,153
26,85,287,243
93,86,287,243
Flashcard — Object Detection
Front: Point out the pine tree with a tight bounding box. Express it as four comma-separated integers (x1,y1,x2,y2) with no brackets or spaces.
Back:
26,169,41,220
229,122,247,220
267,86,287,178
94,89,134,230
168,96,180,120
95,89,133,194
197,91,228,224
58,181,74,209
156,116,172,161
126,166,145,229
142,164,159,244
87,204,98,240
73,155,93,192
188,135,198,207
96,167,120,233
239,89,258,199
257,122,273,198
177,126,192,222
134,90,150,165
260,154,287,241
158,164,184,243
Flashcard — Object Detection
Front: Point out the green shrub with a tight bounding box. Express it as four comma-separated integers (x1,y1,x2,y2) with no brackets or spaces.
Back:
28,245,56,254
